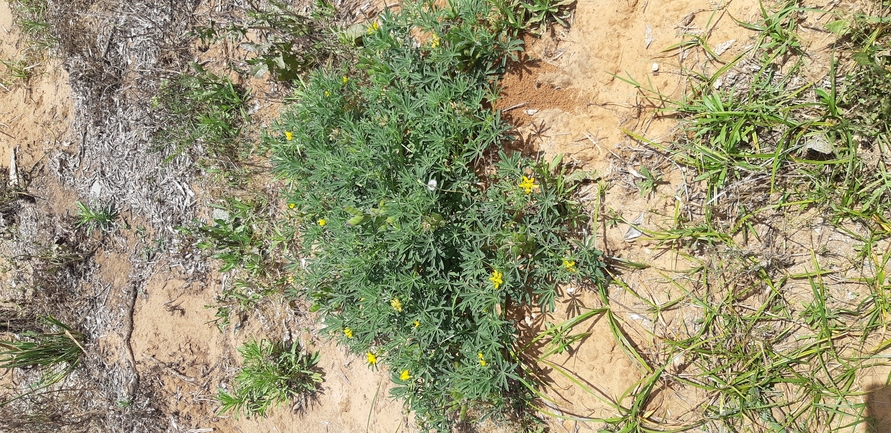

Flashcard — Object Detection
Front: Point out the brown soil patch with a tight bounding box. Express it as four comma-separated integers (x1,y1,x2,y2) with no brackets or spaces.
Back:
497,50,582,129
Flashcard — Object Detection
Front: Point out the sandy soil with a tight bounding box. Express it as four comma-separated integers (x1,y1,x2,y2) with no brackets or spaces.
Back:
2,0,890,431
499,0,891,431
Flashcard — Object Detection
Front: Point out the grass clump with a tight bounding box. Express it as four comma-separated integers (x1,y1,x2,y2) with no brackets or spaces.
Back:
621,0,891,227
7,0,56,48
605,2,891,431
74,201,117,236
270,0,605,428
658,279,868,431
217,339,322,418
0,316,85,405
151,62,250,166
1,0,56,88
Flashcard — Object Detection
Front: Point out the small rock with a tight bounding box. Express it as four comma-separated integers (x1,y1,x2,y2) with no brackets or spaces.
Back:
625,225,643,240
8,148,18,187
212,208,230,222
624,212,646,241
804,133,834,154
89,180,103,197
645,25,654,49
713,39,736,56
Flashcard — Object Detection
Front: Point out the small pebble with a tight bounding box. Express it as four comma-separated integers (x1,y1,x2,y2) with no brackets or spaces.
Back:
652,62,659,72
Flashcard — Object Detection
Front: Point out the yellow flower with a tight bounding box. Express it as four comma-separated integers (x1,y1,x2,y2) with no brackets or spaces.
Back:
285,131,293,141
367,21,379,34
477,352,487,367
413,319,420,328
488,269,503,290
562,259,576,272
430,34,440,48
344,327,354,338
318,219,327,226
288,202,296,209
324,90,330,97
519,175,537,194
400,369,411,381
343,76,349,84
366,352,377,365
390,297,403,312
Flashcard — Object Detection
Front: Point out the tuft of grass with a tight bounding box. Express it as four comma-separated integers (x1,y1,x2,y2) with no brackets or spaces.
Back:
0,59,40,84
661,272,865,431
7,0,54,40
621,0,891,229
217,339,322,418
2,0,57,87
0,316,85,406
74,201,117,236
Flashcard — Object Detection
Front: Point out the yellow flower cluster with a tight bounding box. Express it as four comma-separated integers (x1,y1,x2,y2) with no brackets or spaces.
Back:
366,352,377,365
430,33,440,48
367,21,379,34
562,259,576,272
413,319,420,328
477,352,486,367
344,327,353,338
342,76,349,84
285,131,293,141
318,219,327,226
488,269,503,290
400,369,411,381
519,175,537,194
390,297,403,312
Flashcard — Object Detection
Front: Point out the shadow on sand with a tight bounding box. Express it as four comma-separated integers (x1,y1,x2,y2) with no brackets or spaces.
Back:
866,381,891,432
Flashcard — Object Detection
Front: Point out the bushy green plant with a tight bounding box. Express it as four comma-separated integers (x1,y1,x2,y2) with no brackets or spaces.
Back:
217,339,322,418
269,0,605,428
